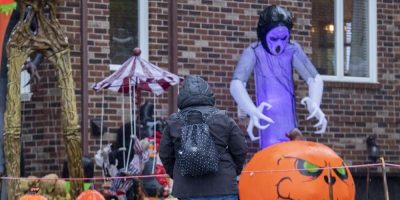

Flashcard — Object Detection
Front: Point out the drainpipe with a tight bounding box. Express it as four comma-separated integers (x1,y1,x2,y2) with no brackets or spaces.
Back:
168,0,178,114
80,0,88,155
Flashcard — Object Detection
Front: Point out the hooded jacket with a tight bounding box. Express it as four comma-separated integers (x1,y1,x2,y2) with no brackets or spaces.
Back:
159,75,248,198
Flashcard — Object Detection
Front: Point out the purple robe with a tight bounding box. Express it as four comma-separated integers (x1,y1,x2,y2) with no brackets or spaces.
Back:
254,44,296,148
232,41,319,149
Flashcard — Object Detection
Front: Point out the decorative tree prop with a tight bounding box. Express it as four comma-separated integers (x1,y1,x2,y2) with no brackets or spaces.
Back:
4,0,83,198
239,141,355,200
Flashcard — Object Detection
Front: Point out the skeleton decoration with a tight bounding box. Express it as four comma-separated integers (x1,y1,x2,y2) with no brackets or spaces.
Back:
230,5,327,148
4,0,83,198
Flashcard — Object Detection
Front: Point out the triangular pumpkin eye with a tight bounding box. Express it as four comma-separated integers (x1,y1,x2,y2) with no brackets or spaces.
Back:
296,159,323,178
334,164,349,180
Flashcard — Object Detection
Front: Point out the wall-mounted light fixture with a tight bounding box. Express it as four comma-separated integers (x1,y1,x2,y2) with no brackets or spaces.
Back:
366,135,380,163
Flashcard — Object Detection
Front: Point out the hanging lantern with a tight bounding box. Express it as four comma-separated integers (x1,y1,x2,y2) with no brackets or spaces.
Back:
239,141,355,200
76,190,105,200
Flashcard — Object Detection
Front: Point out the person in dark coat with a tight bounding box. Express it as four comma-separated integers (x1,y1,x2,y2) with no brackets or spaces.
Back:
159,75,248,200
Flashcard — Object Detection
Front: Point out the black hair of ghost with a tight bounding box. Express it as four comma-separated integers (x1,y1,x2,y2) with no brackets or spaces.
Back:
257,5,293,52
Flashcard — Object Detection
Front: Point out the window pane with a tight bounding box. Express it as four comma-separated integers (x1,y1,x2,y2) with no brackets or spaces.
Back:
110,0,139,64
311,0,336,76
344,0,369,77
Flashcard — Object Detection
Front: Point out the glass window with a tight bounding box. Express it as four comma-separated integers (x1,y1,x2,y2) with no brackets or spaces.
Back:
311,0,377,83
109,0,139,65
344,0,368,77
311,0,335,76
109,0,148,70
20,70,32,101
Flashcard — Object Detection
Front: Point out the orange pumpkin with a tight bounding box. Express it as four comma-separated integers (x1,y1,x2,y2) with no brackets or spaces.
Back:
77,190,105,200
19,194,47,200
239,141,355,200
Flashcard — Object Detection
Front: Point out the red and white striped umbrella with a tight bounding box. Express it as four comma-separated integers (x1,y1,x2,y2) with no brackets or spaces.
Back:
92,48,180,171
92,49,182,95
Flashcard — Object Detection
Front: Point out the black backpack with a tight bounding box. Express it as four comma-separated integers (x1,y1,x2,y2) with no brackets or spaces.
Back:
176,110,219,176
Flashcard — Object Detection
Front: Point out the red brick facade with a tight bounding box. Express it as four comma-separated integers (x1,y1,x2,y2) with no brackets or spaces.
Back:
19,0,399,176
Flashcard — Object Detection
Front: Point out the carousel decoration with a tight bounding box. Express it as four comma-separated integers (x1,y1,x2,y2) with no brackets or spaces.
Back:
93,47,181,169
92,48,181,95
4,0,83,198
93,47,181,199
239,141,355,200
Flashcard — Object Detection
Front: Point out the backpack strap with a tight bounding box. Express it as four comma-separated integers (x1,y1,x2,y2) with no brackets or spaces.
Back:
204,110,230,152
202,110,218,122
203,110,226,122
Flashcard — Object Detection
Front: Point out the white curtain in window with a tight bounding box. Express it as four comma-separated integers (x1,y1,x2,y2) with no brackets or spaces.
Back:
348,0,368,77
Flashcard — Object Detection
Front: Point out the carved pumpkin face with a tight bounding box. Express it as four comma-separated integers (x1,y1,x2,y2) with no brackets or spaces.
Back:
239,141,355,200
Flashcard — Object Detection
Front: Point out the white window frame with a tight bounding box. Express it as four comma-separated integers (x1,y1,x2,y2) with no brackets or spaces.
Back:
109,0,149,71
321,0,377,83
21,70,33,101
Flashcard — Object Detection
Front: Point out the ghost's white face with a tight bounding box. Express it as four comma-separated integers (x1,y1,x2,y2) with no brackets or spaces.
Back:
265,26,290,55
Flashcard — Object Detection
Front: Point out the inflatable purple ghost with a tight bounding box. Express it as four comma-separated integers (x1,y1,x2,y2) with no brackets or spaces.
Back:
230,5,327,149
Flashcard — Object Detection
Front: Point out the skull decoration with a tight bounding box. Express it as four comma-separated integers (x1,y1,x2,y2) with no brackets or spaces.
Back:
239,141,355,200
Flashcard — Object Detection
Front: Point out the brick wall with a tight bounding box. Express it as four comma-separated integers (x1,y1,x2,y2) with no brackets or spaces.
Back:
20,0,400,177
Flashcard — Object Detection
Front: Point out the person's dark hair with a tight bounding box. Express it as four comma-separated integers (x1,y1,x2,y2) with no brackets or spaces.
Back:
62,156,94,181
140,101,154,123
257,5,293,51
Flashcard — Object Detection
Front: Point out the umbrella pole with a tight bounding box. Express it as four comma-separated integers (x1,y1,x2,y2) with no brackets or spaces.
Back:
125,79,135,171
152,93,157,174
100,90,106,182
100,91,105,149
122,92,126,169
137,90,141,138
133,83,137,139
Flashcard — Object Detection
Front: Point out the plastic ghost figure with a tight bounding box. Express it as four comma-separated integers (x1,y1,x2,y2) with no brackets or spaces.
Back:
230,5,327,148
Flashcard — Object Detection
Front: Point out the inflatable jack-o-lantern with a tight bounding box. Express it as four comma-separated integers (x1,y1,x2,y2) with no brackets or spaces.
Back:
239,141,355,200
